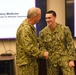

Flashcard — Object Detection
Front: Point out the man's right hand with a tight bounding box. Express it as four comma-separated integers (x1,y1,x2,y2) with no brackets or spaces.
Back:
44,51,49,59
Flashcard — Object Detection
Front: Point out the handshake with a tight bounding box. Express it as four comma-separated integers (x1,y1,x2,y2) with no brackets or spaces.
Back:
44,51,49,59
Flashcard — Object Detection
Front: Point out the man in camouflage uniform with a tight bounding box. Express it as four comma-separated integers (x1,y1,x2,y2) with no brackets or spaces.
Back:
16,7,48,75
39,10,75,75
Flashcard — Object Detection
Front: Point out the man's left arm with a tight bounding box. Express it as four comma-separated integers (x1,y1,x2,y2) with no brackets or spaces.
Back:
64,27,76,67
64,27,75,60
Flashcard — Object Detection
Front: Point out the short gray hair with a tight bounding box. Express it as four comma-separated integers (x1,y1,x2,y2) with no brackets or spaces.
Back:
27,7,41,18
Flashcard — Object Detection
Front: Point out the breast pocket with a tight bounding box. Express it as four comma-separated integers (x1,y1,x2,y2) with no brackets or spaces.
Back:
43,35,53,48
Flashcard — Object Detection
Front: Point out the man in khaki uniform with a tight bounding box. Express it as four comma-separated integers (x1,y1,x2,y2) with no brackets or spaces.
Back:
16,7,48,75
39,10,75,75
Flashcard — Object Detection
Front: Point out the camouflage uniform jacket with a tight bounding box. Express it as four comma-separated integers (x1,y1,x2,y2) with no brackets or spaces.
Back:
39,23,75,63
16,19,46,67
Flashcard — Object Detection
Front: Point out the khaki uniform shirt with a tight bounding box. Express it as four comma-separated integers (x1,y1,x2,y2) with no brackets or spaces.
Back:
39,23,75,63
16,19,46,67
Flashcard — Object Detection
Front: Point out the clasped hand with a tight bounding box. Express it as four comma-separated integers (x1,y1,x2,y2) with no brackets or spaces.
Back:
44,51,49,59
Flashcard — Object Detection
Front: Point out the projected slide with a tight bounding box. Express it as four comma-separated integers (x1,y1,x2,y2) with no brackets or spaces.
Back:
0,0,35,39
74,0,76,37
